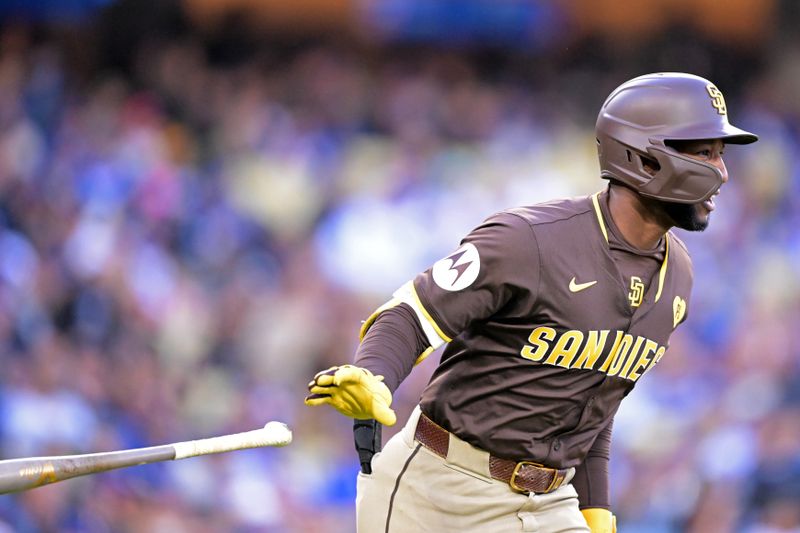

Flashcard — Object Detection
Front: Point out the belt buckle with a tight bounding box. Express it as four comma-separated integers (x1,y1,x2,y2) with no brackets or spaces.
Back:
545,468,567,493
510,462,564,494
509,461,543,493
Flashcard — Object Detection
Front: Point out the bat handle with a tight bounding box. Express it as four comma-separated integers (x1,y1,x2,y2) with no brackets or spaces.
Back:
173,423,292,459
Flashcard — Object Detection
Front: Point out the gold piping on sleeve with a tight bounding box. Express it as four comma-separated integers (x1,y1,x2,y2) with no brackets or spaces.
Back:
358,295,436,366
654,235,670,303
414,346,435,366
358,298,401,341
591,192,609,243
410,283,453,343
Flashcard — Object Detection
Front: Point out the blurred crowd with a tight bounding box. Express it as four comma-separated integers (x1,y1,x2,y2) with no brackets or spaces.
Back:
0,5,799,532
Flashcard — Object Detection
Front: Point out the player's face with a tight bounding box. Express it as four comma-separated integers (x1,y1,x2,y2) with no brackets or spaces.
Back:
661,139,727,232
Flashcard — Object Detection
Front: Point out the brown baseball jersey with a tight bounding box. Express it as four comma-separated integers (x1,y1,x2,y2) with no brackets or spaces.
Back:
358,190,693,469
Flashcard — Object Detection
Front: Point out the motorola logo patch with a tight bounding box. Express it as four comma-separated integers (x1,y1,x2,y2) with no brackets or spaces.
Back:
432,243,480,292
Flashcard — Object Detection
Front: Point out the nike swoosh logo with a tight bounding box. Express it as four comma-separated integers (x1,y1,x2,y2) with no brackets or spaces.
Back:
569,277,597,293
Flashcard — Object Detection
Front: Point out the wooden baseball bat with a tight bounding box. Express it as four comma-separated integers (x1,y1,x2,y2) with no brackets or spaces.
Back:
0,421,292,494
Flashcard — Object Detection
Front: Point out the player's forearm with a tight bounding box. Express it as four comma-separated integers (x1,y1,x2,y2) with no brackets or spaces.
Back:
573,419,613,509
354,303,430,392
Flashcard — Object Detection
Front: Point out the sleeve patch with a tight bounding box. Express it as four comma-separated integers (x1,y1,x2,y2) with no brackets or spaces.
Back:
431,243,481,292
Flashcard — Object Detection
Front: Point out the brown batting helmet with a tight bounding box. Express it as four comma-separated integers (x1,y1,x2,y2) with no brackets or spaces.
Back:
596,72,758,204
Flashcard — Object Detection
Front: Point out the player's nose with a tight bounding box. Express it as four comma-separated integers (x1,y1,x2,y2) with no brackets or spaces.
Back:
717,157,729,184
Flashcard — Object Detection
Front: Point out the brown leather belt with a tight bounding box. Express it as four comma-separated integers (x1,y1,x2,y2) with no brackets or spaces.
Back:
414,413,569,494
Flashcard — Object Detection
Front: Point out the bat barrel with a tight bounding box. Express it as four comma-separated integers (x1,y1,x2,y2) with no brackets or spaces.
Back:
0,422,291,494
0,445,175,494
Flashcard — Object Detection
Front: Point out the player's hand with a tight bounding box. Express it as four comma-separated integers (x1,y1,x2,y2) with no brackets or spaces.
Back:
304,365,397,426
581,508,616,533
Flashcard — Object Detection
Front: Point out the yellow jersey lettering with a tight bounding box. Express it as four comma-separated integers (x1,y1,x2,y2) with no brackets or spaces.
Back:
607,334,634,376
598,331,626,373
626,340,659,382
642,346,667,377
520,327,556,362
617,336,646,379
544,331,584,368
572,330,610,370
520,327,666,382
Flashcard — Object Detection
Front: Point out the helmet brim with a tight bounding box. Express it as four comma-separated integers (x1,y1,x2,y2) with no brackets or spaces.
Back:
721,130,759,145
658,123,758,145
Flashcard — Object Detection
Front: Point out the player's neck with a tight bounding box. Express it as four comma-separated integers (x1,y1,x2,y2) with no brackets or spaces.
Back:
606,185,671,250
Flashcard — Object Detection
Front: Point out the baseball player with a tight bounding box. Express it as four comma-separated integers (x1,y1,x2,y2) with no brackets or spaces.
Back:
306,73,757,532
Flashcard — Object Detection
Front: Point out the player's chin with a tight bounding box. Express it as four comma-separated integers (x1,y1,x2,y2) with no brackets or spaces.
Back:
663,201,710,232
683,204,711,232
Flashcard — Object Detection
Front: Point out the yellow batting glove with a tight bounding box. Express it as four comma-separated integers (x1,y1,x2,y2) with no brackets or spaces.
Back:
304,365,397,426
581,508,617,533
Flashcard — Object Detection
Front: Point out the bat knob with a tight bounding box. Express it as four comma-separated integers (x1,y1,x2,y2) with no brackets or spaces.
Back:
263,422,293,446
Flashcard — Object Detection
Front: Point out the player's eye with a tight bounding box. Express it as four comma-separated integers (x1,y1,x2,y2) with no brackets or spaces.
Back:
696,149,712,158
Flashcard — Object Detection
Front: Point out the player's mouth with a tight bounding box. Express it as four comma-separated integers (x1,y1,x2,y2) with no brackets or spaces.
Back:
702,191,719,212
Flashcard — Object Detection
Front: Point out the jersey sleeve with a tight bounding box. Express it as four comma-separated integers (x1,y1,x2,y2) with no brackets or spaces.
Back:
354,303,430,393
572,418,612,510
394,211,540,349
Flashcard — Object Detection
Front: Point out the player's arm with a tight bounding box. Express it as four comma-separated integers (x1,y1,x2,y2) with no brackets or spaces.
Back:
304,303,429,426
305,304,430,474
573,419,617,533
305,212,537,423
354,303,429,392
